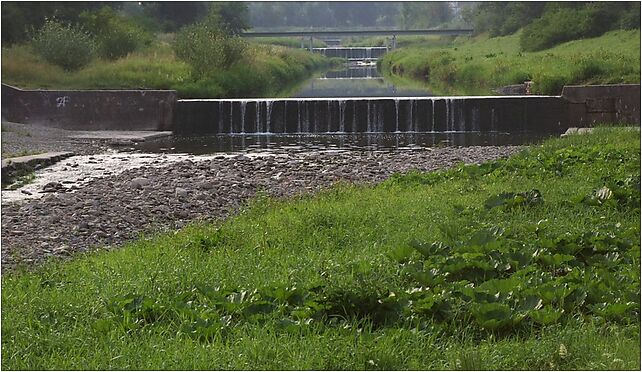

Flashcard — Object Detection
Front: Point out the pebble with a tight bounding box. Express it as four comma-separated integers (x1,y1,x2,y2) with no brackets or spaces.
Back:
1,146,522,271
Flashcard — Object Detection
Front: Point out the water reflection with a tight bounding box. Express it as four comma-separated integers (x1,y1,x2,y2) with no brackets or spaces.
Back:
134,132,554,155
292,62,432,98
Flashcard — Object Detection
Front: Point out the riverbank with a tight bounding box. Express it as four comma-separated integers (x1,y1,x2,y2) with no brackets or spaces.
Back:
2,127,639,369
1,145,520,269
380,29,640,95
1,41,333,98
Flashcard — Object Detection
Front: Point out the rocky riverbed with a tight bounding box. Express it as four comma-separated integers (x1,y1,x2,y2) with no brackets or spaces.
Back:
1,146,521,270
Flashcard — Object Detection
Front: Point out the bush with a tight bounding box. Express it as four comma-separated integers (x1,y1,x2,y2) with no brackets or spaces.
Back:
31,19,95,71
79,7,152,61
520,4,623,52
533,73,569,95
173,20,246,78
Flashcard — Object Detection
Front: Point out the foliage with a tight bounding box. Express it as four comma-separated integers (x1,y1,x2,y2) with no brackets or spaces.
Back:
519,3,628,52
1,1,111,45
141,1,207,32
468,1,639,47
30,19,95,71
2,39,331,99
173,13,247,78
381,29,640,95
1,128,640,369
79,6,152,60
209,1,250,35
399,2,453,30
248,1,401,29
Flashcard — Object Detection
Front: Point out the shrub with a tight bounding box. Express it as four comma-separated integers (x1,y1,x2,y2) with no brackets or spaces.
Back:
31,19,95,71
173,20,246,78
533,73,569,95
520,4,622,52
79,7,152,61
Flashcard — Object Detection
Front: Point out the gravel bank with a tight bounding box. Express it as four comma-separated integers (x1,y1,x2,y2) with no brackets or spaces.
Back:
1,122,111,157
1,146,522,270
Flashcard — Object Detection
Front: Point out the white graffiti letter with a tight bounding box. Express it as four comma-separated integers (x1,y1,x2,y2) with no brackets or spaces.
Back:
56,96,69,108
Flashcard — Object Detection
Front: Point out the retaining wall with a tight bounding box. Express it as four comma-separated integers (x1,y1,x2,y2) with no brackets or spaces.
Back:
562,84,640,126
1,84,176,131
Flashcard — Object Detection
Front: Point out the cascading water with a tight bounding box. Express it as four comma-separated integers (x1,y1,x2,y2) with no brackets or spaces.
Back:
178,95,562,135
254,101,261,133
266,101,273,133
338,100,346,133
240,101,246,134
394,99,400,133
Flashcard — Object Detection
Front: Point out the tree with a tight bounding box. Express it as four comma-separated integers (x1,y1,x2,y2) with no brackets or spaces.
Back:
208,2,250,35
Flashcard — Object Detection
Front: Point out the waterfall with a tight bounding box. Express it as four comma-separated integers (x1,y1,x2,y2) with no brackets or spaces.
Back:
266,101,273,133
376,105,383,132
297,101,302,133
240,101,246,134
394,99,400,133
339,100,346,133
491,108,496,132
218,101,224,133
431,99,435,132
327,101,332,133
367,101,372,133
229,103,233,134
255,101,261,133
408,100,414,132
457,100,465,132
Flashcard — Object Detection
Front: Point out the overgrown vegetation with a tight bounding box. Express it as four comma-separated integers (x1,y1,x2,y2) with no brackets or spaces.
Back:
79,6,153,61
466,2,640,51
2,127,639,369
380,29,640,95
30,20,96,71
2,2,332,98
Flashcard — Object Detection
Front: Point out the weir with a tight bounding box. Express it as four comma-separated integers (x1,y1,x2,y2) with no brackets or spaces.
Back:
173,96,568,134
312,47,388,59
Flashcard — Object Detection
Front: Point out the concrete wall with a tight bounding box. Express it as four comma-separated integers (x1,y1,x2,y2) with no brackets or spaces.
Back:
174,96,568,134
1,84,176,131
562,84,640,126
312,47,388,59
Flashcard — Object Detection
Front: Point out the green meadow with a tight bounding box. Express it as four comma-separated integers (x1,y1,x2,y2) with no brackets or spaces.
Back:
2,127,639,369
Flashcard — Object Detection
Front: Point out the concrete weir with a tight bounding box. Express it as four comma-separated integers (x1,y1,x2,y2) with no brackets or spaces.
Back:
312,47,388,59
173,96,568,134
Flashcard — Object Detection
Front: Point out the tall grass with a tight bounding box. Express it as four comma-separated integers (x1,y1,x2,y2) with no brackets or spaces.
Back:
1,40,332,98
380,29,640,95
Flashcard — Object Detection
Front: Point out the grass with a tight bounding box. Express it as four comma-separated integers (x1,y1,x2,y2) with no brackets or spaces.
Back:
248,37,327,49
2,171,35,190
1,40,333,98
2,127,640,369
380,29,641,95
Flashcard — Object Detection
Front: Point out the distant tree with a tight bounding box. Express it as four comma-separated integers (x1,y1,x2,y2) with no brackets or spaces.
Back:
208,2,250,35
1,1,113,44
399,2,453,29
142,1,207,32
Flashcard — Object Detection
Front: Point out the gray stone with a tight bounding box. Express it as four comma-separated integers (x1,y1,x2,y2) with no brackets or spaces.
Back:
130,177,150,188
175,187,189,197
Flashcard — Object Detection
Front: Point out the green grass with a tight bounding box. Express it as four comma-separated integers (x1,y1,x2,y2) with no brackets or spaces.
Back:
380,29,641,95
248,37,327,49
2,127,640,370
1,41,332,98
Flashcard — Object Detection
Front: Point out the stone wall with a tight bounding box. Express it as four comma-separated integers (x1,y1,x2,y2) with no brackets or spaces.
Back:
1,84,176,131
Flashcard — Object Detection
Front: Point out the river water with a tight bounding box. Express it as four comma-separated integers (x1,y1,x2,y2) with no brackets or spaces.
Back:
291,61,433,98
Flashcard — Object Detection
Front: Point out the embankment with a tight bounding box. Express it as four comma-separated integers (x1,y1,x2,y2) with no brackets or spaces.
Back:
380,29,640,95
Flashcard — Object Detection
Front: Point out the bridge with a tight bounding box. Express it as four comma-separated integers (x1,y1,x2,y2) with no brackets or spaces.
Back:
240,29,474,38
241,28,474,49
